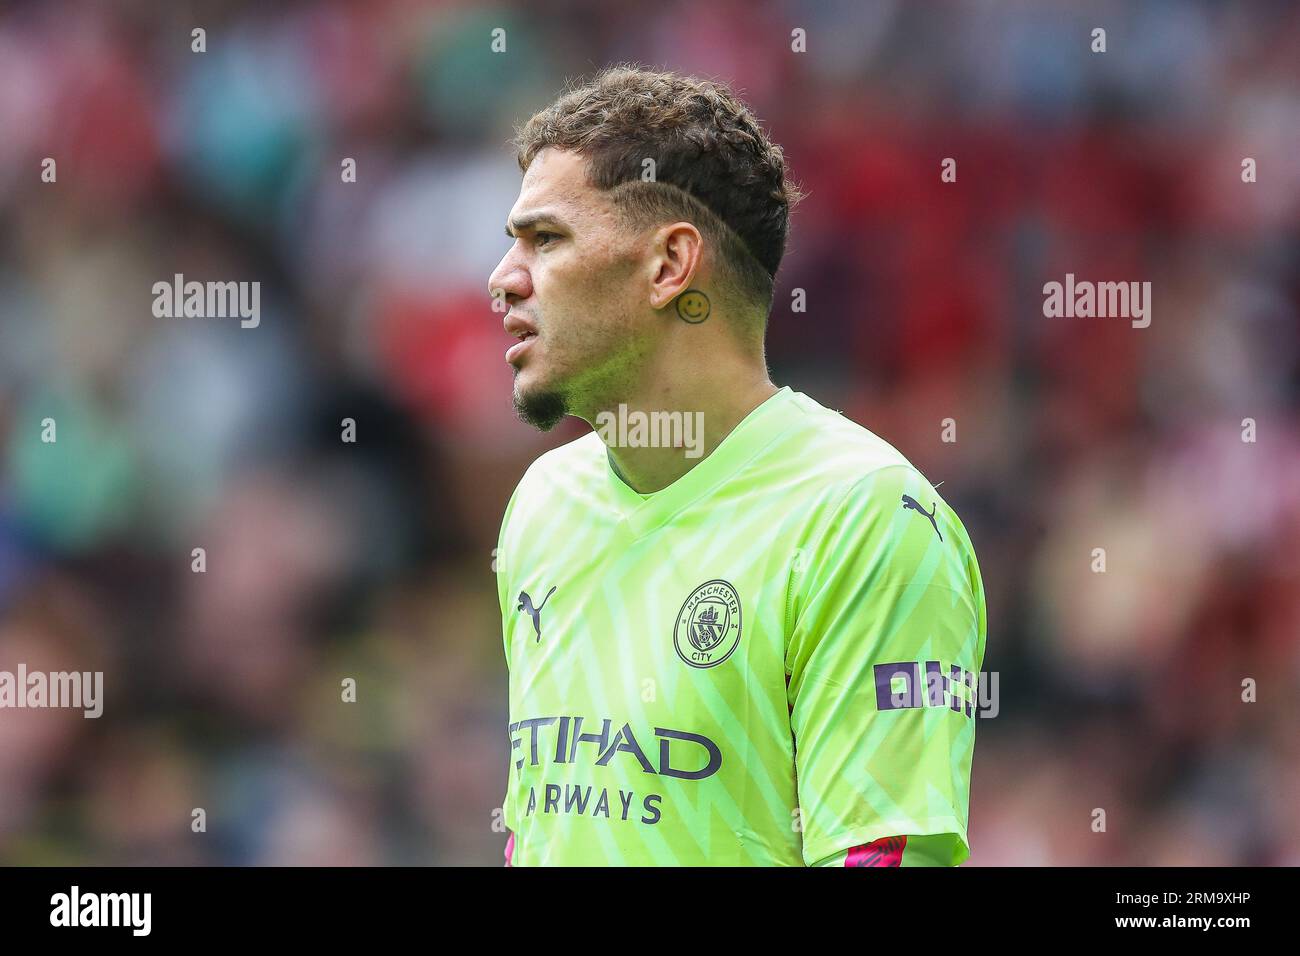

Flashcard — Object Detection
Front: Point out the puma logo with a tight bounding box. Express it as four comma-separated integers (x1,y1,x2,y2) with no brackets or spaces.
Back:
517,586,556,642
901,494,943,542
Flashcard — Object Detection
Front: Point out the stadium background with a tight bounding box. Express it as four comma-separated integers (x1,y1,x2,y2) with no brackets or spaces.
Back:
0,0,1297,865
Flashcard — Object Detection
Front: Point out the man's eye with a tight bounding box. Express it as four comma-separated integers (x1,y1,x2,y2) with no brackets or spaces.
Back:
534,232,559,248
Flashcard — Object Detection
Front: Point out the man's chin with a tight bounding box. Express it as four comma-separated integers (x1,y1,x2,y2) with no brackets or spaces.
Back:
512,379,568,432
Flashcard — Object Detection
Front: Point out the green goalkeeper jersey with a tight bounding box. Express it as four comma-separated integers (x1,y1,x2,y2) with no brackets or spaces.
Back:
496,386,986,866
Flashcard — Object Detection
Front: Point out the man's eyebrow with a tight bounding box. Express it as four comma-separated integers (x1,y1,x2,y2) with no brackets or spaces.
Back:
505,211,568,238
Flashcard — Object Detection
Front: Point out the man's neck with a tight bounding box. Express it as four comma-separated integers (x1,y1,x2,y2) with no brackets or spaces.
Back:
594,367,780,495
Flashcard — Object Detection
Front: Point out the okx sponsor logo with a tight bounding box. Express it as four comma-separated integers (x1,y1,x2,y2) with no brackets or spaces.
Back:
874,660,987,718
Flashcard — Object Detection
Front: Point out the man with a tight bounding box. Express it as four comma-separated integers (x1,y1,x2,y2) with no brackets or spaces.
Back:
488,65,986,866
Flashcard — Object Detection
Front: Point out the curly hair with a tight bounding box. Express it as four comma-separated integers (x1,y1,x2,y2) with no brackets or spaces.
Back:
513,64,803,315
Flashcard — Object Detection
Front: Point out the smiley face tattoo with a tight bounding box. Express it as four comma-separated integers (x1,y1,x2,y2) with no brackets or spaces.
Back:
675,289,711,324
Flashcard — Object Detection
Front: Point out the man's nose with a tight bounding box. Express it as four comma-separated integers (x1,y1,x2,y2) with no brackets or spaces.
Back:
488,250,531,305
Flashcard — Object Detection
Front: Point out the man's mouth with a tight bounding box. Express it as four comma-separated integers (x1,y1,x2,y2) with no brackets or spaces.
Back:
504,311,539,365
506,330,537,365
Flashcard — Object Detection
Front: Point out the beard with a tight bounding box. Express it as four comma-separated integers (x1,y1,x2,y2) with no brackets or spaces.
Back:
512,375,569,432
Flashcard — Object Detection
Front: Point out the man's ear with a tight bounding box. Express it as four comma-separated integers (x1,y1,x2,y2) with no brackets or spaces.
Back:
647,222,704,310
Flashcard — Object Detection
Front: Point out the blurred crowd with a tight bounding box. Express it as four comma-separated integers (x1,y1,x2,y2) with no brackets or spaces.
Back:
0,0,1296,865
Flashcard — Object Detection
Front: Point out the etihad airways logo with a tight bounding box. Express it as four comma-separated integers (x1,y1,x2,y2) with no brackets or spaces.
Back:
509,716,723,780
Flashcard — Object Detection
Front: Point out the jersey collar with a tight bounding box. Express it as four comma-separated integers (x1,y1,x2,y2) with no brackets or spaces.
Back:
603,386,803,539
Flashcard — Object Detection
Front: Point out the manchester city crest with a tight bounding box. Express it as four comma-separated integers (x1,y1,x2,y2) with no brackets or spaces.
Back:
674,580,742,668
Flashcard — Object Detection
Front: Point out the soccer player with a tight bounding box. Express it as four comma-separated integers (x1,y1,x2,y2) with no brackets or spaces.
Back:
488,66,986,866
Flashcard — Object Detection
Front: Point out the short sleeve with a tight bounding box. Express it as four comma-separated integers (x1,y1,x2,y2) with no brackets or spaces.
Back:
786,465,986,866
